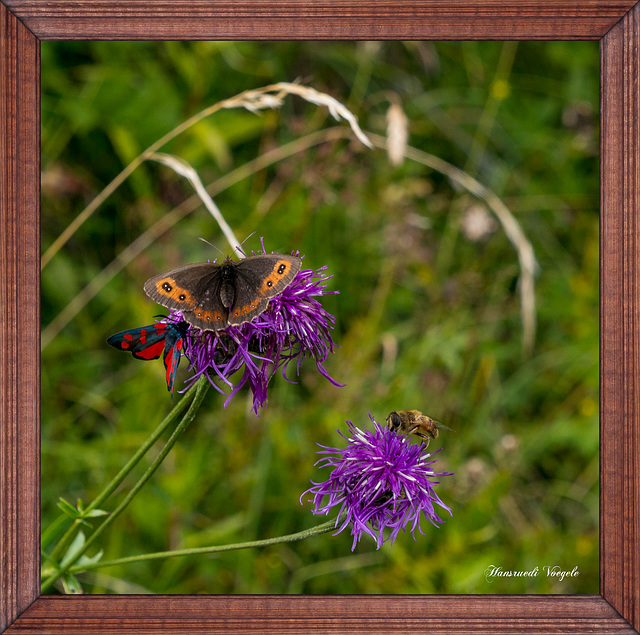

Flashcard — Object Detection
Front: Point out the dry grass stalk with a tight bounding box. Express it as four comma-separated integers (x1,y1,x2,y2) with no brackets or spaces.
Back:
148,152,241,256
366,131,538,354
42,82,372,269
222,83,373,150
386,101,409,166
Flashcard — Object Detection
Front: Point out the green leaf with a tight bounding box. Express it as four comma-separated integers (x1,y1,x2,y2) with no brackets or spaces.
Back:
77,550,104,568
84,509,109,518
56,497,108,522
60,530,86,568
57,497,81,519
41,513,72,550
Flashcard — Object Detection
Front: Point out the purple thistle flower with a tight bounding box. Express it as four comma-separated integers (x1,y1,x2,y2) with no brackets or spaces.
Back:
166,249,341,414
301,416,453,550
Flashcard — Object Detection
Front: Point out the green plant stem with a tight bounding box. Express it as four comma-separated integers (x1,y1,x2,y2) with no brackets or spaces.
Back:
69,515,345,573
41,375,210,594
44,380,199,567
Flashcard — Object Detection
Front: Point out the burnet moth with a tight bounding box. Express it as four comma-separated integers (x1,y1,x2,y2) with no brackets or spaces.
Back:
107,320,188,396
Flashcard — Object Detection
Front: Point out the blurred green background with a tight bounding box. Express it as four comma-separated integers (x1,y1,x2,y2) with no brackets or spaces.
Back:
41,41,599,594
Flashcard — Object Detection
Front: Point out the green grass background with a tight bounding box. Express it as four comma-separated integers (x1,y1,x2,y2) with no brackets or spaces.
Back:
41,41,599,594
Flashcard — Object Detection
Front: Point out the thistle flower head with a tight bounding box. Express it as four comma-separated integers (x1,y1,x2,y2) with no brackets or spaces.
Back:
169,246,340,414
301,415,453,550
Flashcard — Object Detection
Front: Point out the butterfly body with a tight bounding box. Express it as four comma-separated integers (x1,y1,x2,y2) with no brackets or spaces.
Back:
144,253,302,331
107,321,188,395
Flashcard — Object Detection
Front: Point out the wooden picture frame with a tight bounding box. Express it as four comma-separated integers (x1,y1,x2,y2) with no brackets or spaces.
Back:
1,1,639,632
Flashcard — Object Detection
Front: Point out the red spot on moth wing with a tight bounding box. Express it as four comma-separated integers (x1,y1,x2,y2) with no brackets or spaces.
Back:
132,340,165,360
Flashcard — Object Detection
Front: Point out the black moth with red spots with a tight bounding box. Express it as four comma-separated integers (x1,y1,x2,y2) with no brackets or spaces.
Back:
107,321,188,395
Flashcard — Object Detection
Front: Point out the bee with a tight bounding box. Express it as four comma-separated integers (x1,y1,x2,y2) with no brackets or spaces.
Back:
385,409,452,447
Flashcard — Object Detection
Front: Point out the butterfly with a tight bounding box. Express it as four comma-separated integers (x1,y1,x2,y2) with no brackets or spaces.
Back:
107,320,188,396
143,253,302,332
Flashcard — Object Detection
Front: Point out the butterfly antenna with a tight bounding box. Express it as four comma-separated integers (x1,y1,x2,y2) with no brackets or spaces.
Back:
199,234,256,259
240,232,255,247
232,232,257,258
198,237,225,257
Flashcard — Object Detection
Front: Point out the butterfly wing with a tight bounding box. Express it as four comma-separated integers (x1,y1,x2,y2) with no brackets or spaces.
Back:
227,254,302,326
107,323,168,360
144,254,302,331
144,263,221,313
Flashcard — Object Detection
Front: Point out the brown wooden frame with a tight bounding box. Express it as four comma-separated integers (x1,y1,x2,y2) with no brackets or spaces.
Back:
1,1,639,633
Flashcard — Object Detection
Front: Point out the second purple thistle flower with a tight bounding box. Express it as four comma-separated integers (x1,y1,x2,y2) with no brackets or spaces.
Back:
302,415,453,550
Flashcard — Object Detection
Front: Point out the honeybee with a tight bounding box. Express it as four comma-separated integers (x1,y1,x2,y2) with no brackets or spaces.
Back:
386,409,452,447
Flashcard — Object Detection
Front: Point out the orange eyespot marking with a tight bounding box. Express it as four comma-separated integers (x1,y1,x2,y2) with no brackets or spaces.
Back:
234,301,259,318
275,261,289,276
193,309,215,323
193,309,225,324
156,278,195,307
259,276,274,295
259,261,291,296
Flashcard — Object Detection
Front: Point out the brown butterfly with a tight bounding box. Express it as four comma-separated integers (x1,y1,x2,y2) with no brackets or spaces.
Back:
144,254,302,331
